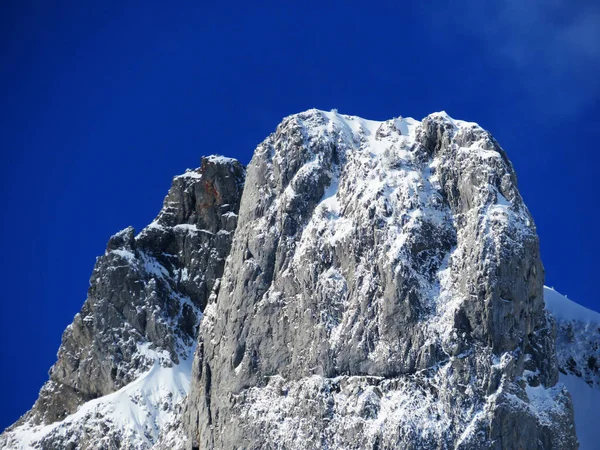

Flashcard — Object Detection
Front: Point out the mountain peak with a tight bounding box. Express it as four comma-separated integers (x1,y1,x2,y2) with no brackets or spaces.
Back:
2,111,589,450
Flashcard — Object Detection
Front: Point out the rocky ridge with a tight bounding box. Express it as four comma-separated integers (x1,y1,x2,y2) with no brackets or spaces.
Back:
0,109,587,449
0,156,245,449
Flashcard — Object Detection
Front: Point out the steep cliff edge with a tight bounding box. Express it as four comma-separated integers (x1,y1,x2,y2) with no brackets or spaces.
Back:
0,156,245,449
183,110,576,449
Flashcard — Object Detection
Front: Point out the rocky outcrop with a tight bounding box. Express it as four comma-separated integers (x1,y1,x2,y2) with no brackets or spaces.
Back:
0,156,244,449
183,110,577,449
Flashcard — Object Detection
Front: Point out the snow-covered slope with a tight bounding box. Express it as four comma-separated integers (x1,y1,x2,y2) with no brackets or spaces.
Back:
4,345,193,449
545,286,600,450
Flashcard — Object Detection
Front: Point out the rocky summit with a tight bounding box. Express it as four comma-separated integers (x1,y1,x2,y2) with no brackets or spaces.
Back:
2,109,597,449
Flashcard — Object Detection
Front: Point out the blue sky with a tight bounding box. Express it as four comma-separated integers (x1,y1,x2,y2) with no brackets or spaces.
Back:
1,0,599,431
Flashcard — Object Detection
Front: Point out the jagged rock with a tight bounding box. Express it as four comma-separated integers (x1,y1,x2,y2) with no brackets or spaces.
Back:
183,110,577,449
0,156,244,449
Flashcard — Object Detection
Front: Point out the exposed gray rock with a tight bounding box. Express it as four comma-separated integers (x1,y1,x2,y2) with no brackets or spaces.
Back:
0,156,244,449
183,110,577,449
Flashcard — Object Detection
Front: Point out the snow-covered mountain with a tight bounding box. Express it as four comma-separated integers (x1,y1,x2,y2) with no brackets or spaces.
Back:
544,287,600,450
1,109,597,449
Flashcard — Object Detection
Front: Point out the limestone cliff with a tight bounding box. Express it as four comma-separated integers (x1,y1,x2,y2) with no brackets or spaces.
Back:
184,110,576,449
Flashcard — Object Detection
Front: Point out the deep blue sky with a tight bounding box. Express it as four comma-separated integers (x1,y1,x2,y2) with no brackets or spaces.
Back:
1,0,599,432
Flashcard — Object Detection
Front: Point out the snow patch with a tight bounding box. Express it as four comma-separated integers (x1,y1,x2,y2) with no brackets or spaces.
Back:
204,154,239,164
545,286,600,324
5,344,195,449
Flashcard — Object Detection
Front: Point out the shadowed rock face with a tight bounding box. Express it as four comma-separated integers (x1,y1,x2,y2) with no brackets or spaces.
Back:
1,156,245,449
182,110,576,450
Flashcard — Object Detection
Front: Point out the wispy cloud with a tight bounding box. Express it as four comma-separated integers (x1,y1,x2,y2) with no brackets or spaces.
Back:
426,0,600,115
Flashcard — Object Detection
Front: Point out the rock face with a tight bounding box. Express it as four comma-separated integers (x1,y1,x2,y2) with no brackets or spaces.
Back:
183,110,577,449
0,156,245,449
0,110,582,450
